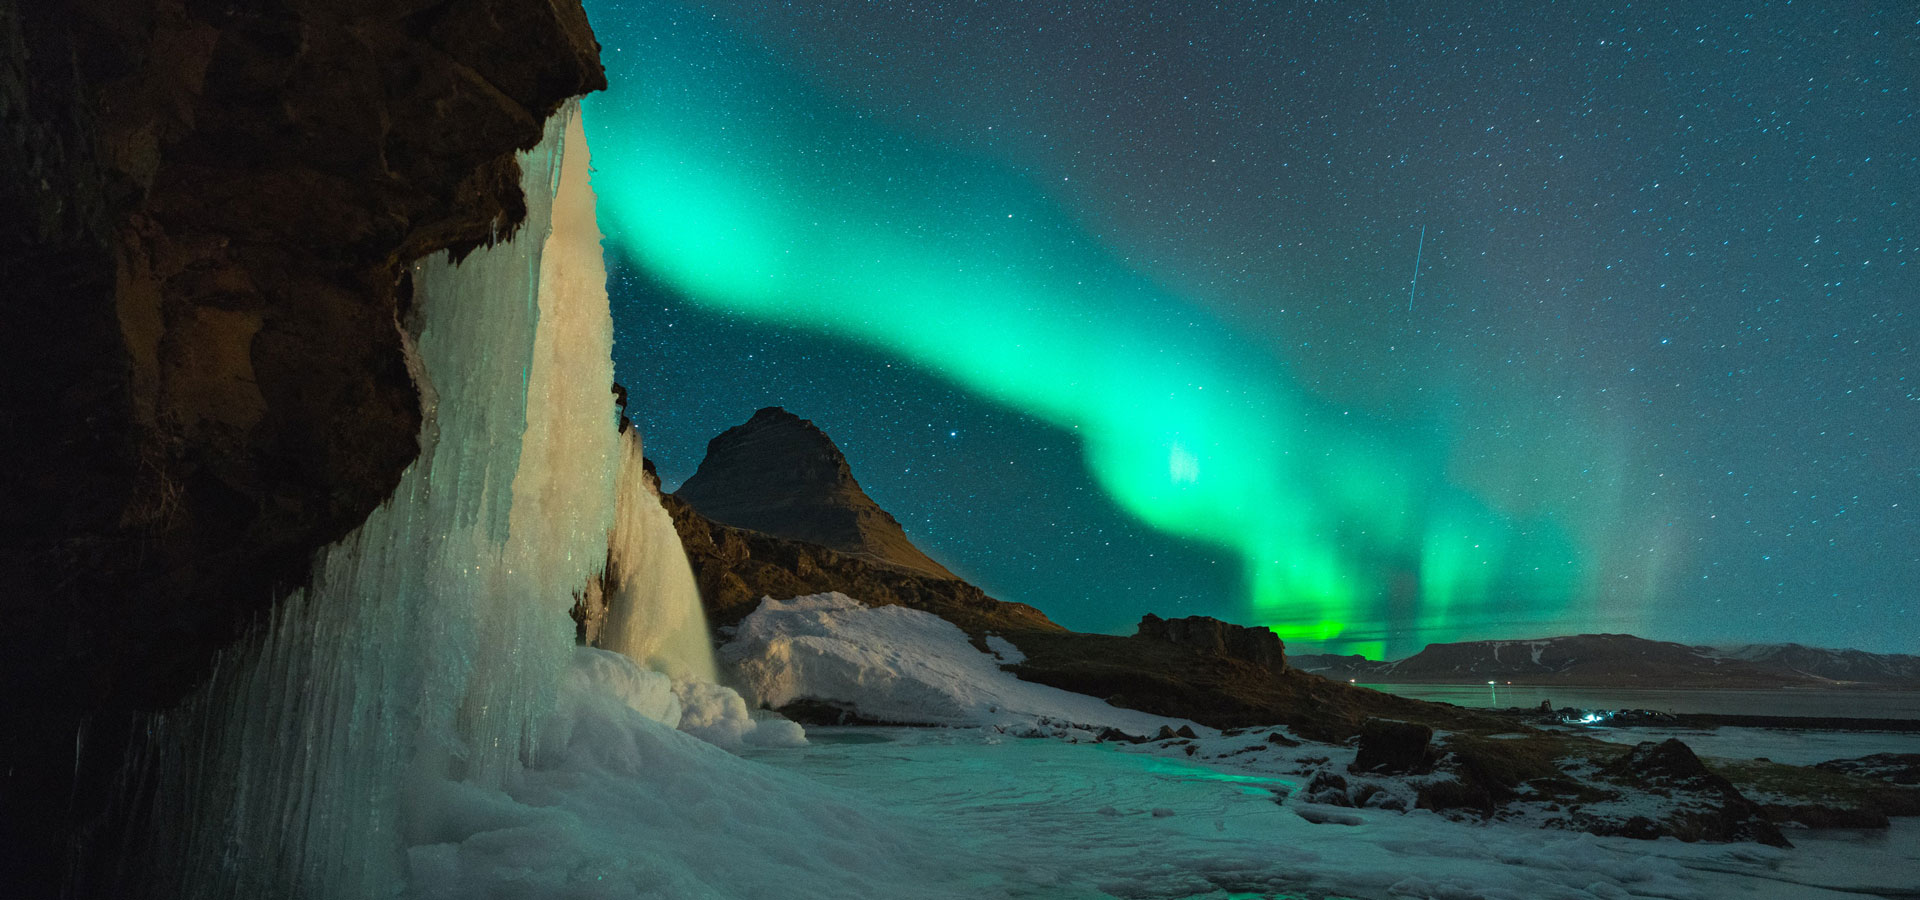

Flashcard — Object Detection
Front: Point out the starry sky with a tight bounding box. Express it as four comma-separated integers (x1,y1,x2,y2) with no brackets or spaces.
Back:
581,0,1917,656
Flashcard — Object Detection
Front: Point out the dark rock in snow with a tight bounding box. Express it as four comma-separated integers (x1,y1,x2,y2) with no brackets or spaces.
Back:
1813,753,1920,786
1598,739,1790,847
1267,730,1302,748
1349,719,1436,775
1305,770,1352,806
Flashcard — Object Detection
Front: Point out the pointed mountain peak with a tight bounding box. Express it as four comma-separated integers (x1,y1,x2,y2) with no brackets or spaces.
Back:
673,408,956,579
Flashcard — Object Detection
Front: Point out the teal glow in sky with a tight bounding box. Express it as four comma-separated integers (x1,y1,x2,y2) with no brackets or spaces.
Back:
581,0,1588,656
583,0,1918,656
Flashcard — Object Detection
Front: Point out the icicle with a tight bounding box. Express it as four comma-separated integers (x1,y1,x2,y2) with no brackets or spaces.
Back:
127,101,622,900
597,430,722,684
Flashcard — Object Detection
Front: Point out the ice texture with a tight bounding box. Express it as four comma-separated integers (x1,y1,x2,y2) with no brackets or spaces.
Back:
409,652,999,900
598,429,721,684
128,104,621,900
721,592,1197,736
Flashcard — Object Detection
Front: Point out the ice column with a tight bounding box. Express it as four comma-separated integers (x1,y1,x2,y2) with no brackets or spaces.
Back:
130,102,620,900
598,430,723,683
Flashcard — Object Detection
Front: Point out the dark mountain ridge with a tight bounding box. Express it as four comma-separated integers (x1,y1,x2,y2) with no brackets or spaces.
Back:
674,406,957,580
1294,633,1920,688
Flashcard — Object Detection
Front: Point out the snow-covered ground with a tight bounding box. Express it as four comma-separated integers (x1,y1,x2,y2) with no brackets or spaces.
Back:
409,649,999,899
719,593,1201,737
411,634,1920,899
750,727,1920,900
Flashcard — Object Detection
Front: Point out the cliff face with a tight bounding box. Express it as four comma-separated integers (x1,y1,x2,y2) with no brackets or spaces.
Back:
3,0,602,713
674,406,960,579
2,2,601,893
1136,613,1286,673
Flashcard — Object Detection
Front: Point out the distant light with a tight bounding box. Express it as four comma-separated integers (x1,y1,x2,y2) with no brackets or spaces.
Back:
1487,681,1497,685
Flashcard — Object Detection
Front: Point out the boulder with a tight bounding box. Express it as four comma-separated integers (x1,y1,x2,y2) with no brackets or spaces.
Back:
1349,719,1436,775
1305,770,1352,806
1599,739,1789,846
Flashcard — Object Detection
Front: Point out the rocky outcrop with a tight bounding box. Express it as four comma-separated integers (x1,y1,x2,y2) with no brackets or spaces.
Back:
1004,629,1511,742
1348,719,1436,775
1136,613,1286,672
2,2,602,894
4,0,601,708
1814,752,1920,785
675,407,958,579
665,492,1059,637
1594,739,1789,846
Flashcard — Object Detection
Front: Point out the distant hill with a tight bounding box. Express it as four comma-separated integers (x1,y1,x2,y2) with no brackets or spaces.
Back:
1292,634,1920,689
673,407,956,579
658,411,1514,739
1717,643,1920,685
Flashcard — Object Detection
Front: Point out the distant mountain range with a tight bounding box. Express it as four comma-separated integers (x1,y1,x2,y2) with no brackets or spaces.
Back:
1293,634,1920,689
664,408,1919,694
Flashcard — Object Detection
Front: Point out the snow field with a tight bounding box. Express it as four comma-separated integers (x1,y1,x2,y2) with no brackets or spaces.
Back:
719,592,1200,737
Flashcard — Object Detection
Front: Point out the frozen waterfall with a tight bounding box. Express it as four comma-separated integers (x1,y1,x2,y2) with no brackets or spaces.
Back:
597,430,723,684
120,103,622,900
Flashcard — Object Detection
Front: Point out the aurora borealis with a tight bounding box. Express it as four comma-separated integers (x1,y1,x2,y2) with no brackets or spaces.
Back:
583,0,1916,655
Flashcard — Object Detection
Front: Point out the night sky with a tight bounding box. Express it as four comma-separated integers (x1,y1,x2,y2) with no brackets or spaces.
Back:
581,0,1917,656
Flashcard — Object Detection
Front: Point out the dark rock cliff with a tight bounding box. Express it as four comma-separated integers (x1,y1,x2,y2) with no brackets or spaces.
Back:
674,406,960,580
1,1,601,894
1136,613,1286,672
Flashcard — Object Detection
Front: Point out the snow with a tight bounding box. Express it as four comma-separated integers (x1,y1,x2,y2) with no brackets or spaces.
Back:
985,634,1026,665
409,653,999,900
409,656,1920,900
672,676,810,749
742,726,1920,900
561,648,806,750
720,593,1197,737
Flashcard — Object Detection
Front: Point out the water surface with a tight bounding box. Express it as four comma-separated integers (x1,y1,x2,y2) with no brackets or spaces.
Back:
1359,684,1920,719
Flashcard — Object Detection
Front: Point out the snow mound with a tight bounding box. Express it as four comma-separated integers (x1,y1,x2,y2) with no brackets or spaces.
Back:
408,651,997,900
720,592,1197,737
561,647,805,750
674,677,809,749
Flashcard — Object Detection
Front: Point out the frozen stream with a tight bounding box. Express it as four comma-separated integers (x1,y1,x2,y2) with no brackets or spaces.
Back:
745,727,1920,900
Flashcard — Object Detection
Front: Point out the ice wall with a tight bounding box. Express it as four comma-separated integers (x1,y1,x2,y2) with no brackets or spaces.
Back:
597,430,722,683
124,102,621,900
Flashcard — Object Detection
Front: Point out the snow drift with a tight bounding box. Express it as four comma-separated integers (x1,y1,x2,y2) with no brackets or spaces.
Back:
721,592,1198,737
